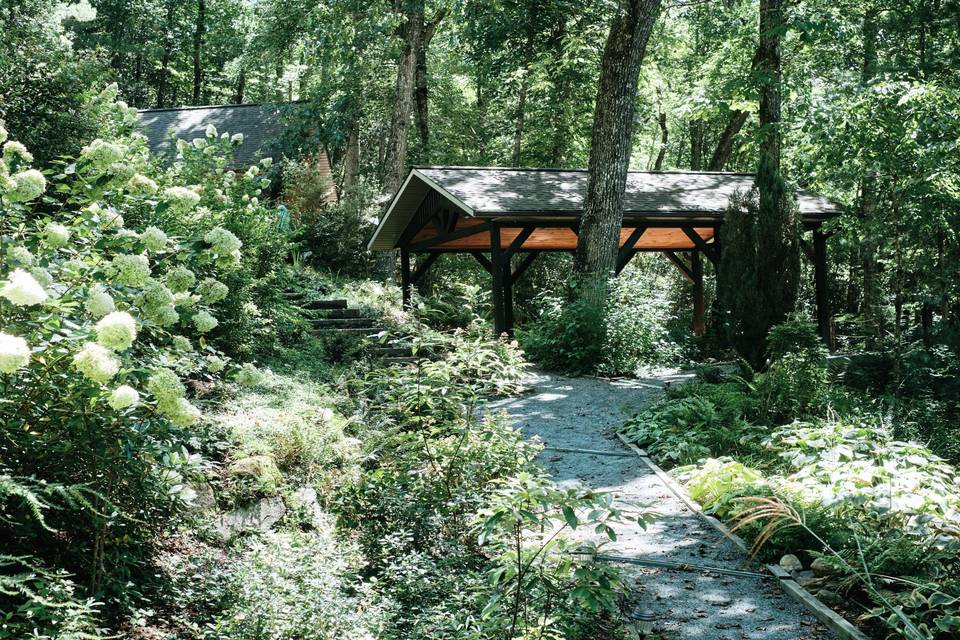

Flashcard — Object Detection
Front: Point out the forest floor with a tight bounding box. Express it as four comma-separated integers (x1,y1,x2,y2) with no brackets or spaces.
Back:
487,371,835,640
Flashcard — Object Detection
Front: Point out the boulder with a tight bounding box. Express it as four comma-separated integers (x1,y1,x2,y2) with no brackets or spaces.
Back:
811,557,836,577
214,495,286,540
779,554,803,573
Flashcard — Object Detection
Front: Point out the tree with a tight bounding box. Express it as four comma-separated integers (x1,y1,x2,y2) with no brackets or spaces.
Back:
717,0,799,367
572,0,662,298
192,0,206,104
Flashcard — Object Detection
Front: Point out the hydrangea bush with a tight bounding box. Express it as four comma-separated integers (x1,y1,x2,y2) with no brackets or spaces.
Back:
0,86,271,636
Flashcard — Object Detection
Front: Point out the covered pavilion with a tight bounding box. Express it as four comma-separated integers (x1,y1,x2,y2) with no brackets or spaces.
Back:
368,166,841,342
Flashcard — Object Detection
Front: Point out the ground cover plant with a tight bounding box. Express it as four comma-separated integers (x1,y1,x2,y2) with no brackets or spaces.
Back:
620,321,960,639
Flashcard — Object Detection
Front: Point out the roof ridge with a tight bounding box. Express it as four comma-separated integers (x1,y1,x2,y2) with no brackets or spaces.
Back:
137,100,305,114
414,165,754,176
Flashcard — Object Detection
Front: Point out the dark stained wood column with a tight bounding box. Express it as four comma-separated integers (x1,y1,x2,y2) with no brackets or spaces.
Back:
503,255,515,336
490,224,507,336
400,247,412,308
692,249,705,337
813,227,833,349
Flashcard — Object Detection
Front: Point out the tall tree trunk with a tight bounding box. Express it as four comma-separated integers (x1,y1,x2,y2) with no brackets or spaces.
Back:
512,69,529,166
342,123,361,197
413,8,447,159
707,109,749,170
690,119,704,170
859,8,881,346
573,0,662,297
155,1,175,107
192,0,205,105
754,0,800,346
653,92,668,170
234,68,246,103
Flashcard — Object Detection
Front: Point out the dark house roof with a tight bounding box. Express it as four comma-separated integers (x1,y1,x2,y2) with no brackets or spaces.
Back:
136,103,288,167
369,167,842,251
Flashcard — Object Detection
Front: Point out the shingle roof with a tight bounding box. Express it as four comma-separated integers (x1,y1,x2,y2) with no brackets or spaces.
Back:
416,167,840,216
136,103,289,167
368,167,842,251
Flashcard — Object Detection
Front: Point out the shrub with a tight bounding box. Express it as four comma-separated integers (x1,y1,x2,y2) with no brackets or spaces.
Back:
519,297,606,374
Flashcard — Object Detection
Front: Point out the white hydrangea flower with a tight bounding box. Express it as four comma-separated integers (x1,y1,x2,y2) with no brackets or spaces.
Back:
147,367,185,403
101,210,124,229
85,285,115,317
0,332,30,373
137,278,174,308
191,137,208,150
2,141,33,163
245,165,259,178
140,226,168,251
95,311,137,351
163,186,201,212
260,157,273,168
72,342,120,384
108,384,139,410
29,267,53,289
0,125,7,145
196,278,228,303
109,162,135,182
9,170,47,202
158,396,201,426
128,173,159,196
6,246,34,266
110,253,150,286
172,292,197,307
172,335,192,352
80,139,125,170
165,266,195,293
230,133,244,144
205,355,225,372
235,363,264,386
150,304,179,327
44,222,70,248
192,310,218,333
204,226,242,255
205,124,218,138
1,268,48,306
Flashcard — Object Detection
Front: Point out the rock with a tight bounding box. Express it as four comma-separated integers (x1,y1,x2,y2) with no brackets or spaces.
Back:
816,589,845,607
214,495,286,540
794,570,818,588
779,554,803,573
292,486,329,528
186,481,216,513
811,557,836,577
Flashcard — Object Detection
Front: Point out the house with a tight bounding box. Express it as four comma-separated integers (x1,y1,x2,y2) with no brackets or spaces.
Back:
136,102,337,203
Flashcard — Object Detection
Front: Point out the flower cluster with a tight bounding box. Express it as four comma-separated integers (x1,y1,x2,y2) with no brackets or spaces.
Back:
163,186,201,212
7,246,34,266
110,253,150,286
204,226,242,255
95,311,137,351
165,266,195,293
147,367,200,426
235,363,265,386
1,269,48,306
72,342,120,384
196,277,228,303
80,139,125,171
0,332,30,373
192,310,218,333
6,169,47,203
140,226,168,251
44,222,70,248
127,173,158,196
85,285,116,317
108,384,139,410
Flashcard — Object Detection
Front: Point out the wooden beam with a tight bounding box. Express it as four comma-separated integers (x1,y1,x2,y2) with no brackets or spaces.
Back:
662,251,695,283
511,251,540,285
400,248,412,308
616,226,647,274
470,251,492,273
813,228,833,350
407,220,493,251
681,227,718,264
490,224,507,336
503,227,535,261
410,252,440,284
692,250,705,337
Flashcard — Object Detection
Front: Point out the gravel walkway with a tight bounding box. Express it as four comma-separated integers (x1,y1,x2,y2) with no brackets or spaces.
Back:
487,370,833,640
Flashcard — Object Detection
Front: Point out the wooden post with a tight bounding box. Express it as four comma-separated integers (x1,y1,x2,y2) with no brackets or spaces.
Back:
503,255,515,337
490,224,507,336
813,228,833,349
400,247,412,308
692,249,705,337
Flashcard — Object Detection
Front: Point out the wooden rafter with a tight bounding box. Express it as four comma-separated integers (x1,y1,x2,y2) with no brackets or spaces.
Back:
408,220,493,251
662,250,695,283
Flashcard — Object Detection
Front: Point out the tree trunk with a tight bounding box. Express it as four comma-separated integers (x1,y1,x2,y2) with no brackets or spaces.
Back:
573,0,662,298
382,0,424,198
155,1,175,107
234,68,246,103
512,69,529,166
192,0,205,105
690,119,704,170
707,109,749,170
342,123,361,197
754,0,800,347
413,8,446,159
653,108,668,170
859,8,881,346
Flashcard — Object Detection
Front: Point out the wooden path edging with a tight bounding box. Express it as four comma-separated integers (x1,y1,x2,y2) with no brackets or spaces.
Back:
614,432,869,640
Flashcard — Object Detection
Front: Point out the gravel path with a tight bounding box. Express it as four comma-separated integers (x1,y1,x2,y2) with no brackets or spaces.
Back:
487,370,833,640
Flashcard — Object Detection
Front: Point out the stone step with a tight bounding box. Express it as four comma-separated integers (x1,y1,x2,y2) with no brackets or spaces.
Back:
370,346,413,358
304,298,348,310
312,317,378,328
384,356,421,365
315,326,386,336
317,308,361,319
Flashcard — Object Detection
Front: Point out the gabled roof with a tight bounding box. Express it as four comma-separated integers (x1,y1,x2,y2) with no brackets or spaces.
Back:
136,102,289,167
368,166,842,251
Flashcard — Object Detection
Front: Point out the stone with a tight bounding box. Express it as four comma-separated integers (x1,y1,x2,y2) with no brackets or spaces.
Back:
816,589,845,607
292,485,329,528
794,570,818,588
779,554,803,573
810,557,836,577
186,481,216,513
214,495,286,540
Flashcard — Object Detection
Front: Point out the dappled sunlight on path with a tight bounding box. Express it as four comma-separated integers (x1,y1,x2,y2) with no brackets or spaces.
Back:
487,371,834,640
